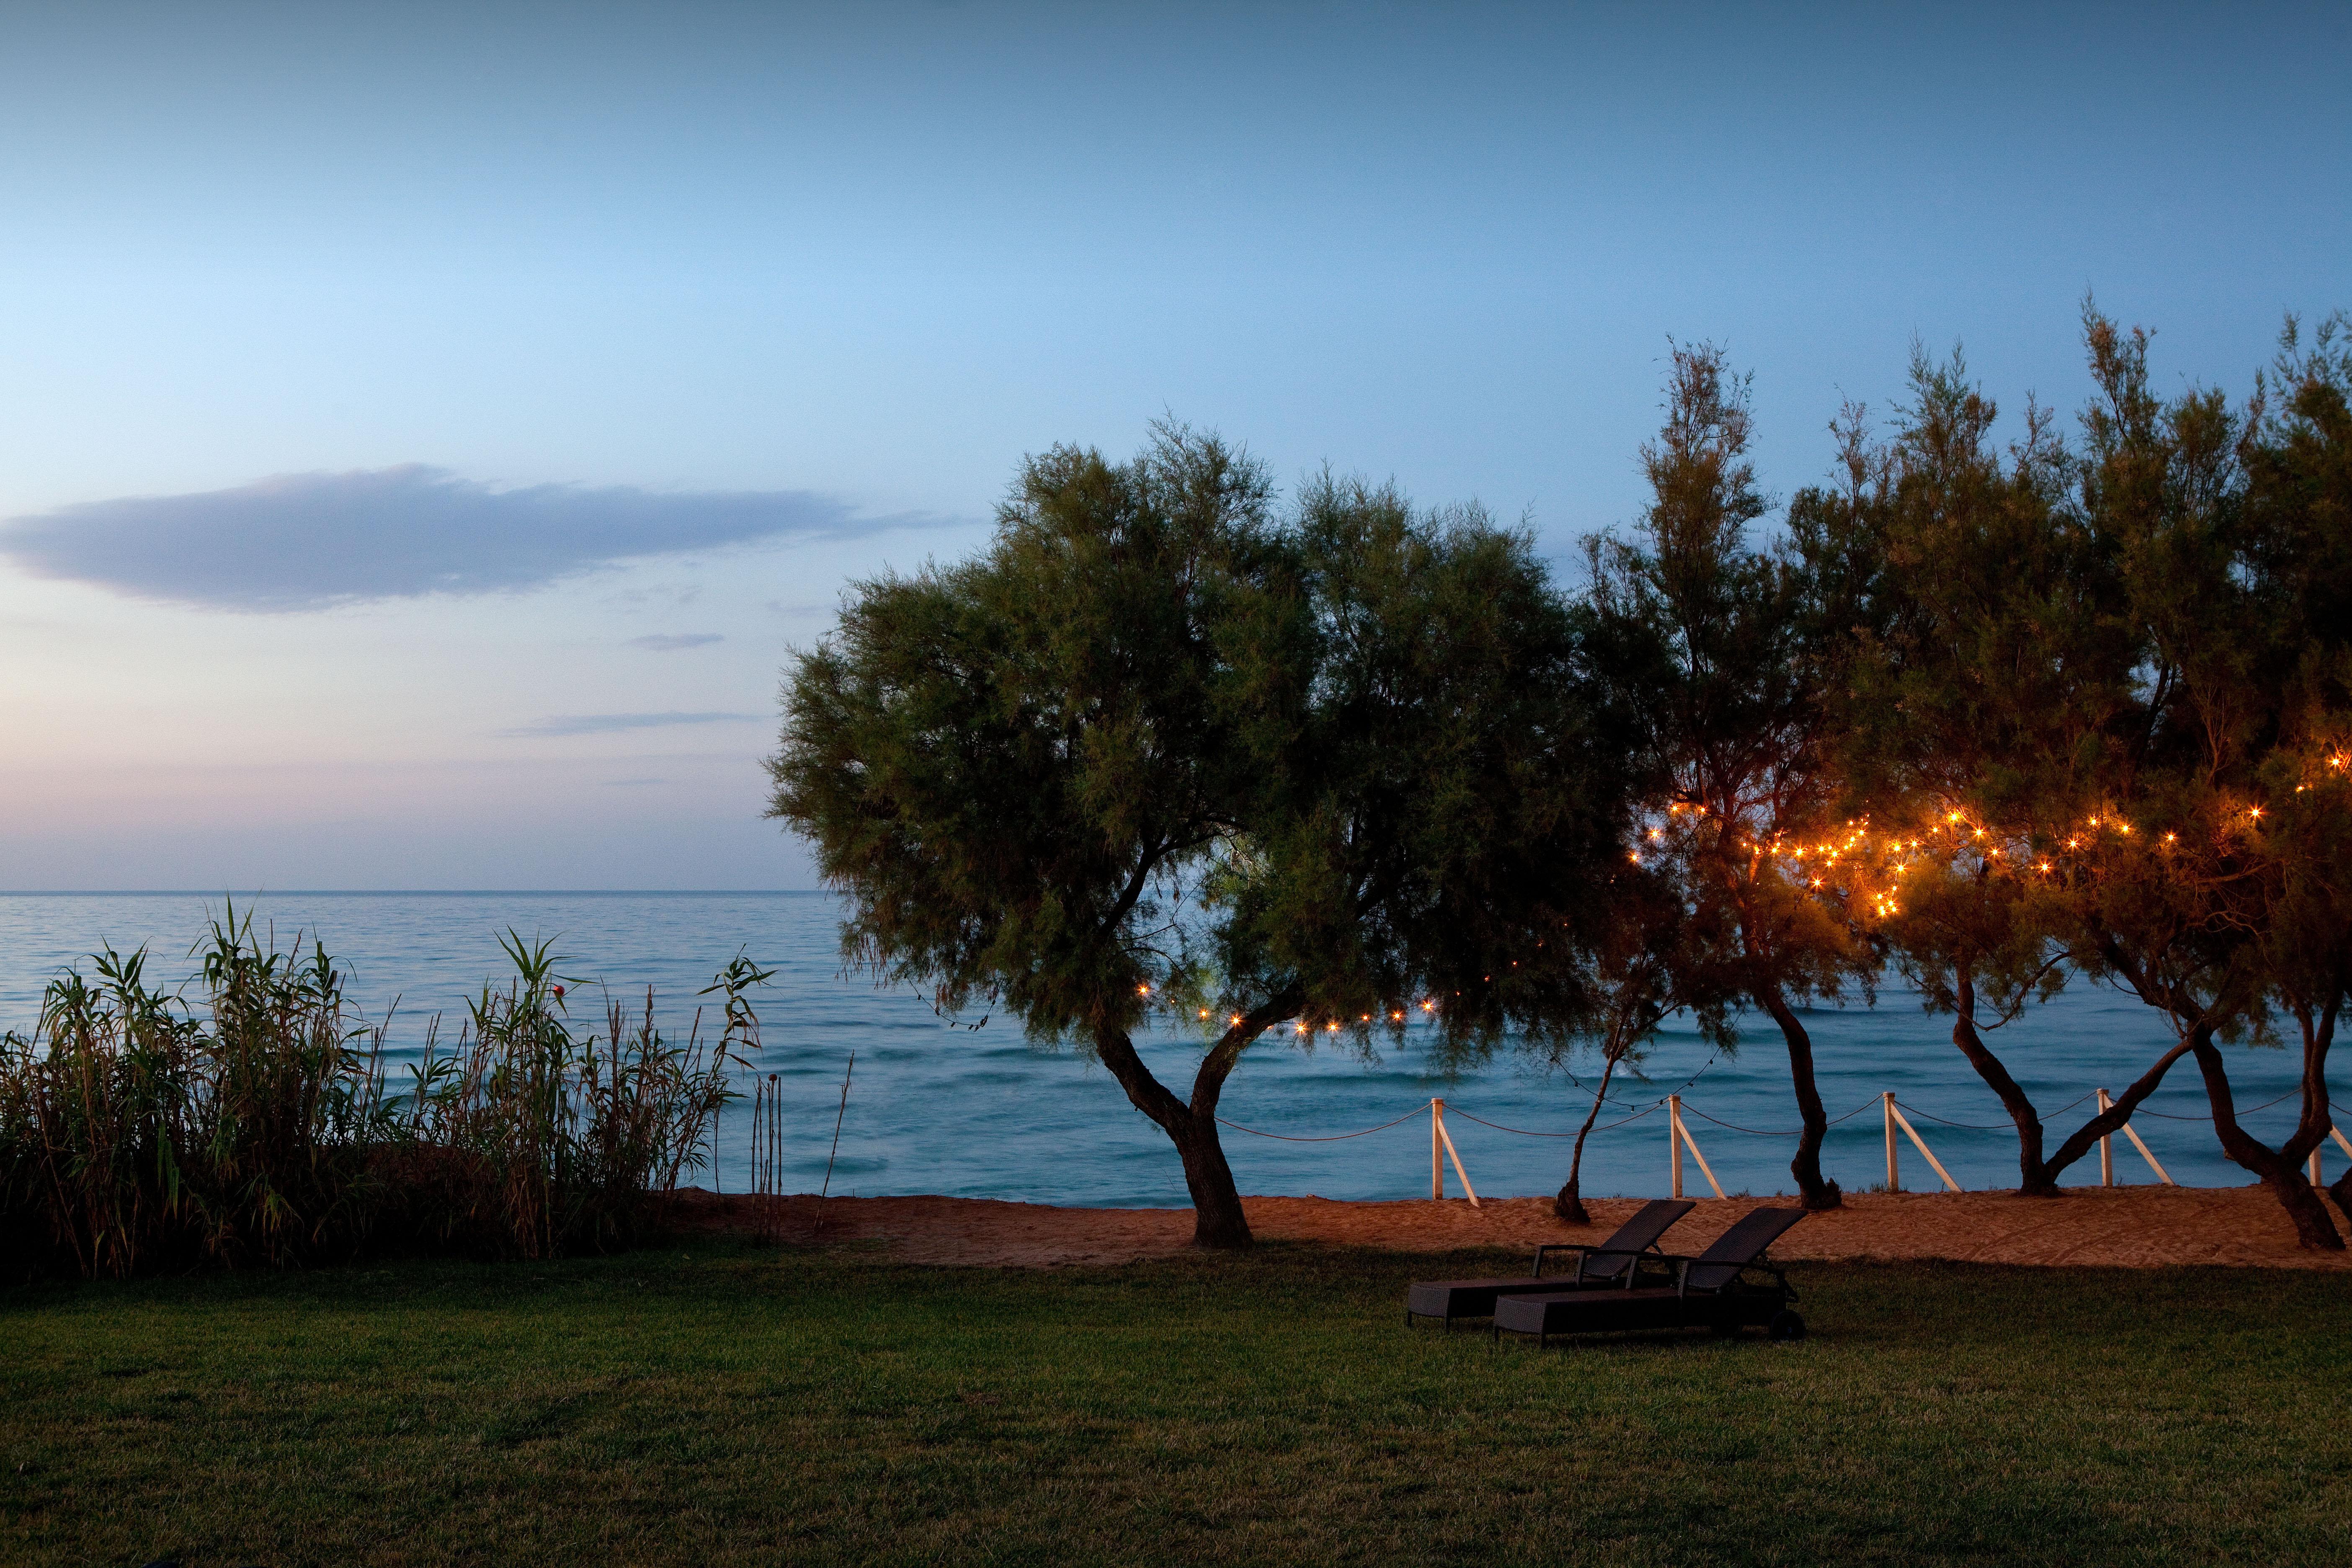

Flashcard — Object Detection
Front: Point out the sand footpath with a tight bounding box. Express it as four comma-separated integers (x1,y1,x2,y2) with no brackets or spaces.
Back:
677,1185,2352,1270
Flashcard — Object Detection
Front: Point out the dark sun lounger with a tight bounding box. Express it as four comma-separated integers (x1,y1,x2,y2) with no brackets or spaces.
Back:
1491,1206,1808,1346
1404,1199,1697,1328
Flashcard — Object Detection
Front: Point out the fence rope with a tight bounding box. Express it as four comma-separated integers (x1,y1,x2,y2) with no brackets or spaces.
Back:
1678,1095,1883,1137
2133,1086,2303,1121
1217,1083,2329,1144
1448,1101,1663,1137
1887,1089,2092,1131
1215,1106,1425,1142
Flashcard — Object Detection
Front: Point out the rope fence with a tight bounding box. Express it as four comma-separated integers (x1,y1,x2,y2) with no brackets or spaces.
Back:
1206,1083,2351,1200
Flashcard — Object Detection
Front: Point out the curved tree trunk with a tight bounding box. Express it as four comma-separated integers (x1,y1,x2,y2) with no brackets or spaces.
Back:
1759,985,1841,1210
2192,1026,2345,1251
2039,1031,2199,1179
1555,1052,1622,1225
1948,974,2055,1195
1090,994,1299,1251
1170,1115,1253,1248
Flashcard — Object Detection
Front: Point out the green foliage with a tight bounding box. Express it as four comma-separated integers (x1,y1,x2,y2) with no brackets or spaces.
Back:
767,423,1643,1240
0,918,771,1279
768,423,1284,1044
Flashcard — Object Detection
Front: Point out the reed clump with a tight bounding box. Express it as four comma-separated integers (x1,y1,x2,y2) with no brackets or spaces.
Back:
0,910,769,1280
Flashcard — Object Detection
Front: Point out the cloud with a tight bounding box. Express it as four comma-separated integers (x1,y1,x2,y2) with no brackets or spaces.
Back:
0,464,919,612
503,711,766,738
627,633,725,651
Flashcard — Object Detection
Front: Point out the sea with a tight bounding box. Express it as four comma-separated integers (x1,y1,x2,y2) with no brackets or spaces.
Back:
1,891,2340,1206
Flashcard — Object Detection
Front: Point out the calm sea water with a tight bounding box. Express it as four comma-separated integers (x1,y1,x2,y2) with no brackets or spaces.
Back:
1,892,2339,1204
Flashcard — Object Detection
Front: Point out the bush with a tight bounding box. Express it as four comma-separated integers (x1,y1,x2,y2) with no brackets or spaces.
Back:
0,910,769,1280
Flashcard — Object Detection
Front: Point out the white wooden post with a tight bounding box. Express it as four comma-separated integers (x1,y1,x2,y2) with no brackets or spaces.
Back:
1671,1097,1726,1199
1884,1091,1898,1191
1433,1101,1480,1208
1885,1099,1963,1193
2097,1088,2115,1186
2313,1143,2324,1188
1431,1097,1443,1199
2332,1125,2352,1160
2119,1120,2174,1185
1669,1093,1684,1198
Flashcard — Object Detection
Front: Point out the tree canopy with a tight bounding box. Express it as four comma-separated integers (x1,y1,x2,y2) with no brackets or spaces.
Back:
772,307,2352,1251
769,425,1642,1246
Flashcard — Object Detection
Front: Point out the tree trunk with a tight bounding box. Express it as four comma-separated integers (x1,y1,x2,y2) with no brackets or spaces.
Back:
1554,1052,1621,1225
1948,974,2055,1195
1758,985,1841,1210
2038,1032,2197,1180
1171,1114,1253,1248
1090,997,1299,1251
2191,1035,2344,1251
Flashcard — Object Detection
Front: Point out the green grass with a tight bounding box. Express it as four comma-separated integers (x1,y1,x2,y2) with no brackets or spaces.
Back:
3,1245,2346,1566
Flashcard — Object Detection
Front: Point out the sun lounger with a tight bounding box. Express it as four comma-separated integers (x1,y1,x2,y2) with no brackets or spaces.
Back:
1404,1199,1697,1328
1491,1206,1808,1346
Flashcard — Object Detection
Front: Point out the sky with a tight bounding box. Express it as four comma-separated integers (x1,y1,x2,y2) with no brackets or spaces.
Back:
3,0,2347,890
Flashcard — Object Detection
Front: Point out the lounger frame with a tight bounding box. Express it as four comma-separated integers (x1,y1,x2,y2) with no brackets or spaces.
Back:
1403,1199,1696,1329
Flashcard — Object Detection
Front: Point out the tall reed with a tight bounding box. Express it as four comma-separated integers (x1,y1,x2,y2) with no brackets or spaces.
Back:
0,914,771,1280
0,905,393,1278
402,934,769,1257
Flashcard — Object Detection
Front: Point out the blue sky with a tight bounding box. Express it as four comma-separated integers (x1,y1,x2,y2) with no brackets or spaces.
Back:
3,1,2347,889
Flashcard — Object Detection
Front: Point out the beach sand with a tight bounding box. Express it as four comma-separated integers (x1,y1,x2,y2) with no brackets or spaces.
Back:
677,1185,2352,1270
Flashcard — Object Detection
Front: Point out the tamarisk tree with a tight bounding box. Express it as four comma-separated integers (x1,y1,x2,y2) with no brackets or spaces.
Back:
768,427,1633,1247
1588,344,1872,1210
1806,346,2156,1196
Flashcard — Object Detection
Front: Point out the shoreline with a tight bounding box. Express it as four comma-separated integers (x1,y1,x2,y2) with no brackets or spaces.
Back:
676,1185,2352,1271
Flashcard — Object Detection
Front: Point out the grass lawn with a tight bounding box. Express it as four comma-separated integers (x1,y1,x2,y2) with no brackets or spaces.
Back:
2,1243,2346,1566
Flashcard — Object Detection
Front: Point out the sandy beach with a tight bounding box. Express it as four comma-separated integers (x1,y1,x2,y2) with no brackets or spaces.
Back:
680,1185,2352,1271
